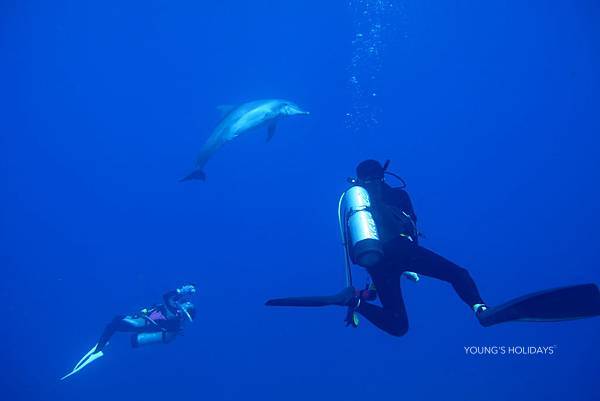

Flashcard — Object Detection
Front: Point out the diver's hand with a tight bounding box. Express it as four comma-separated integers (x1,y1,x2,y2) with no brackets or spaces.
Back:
178,284,197,295
403,272,420,283
344,306,359,328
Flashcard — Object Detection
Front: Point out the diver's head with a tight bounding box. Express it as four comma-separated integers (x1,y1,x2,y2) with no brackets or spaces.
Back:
352,160,406,195
355,160,390,199
279,101,310,116
356,159,385,183
178,301,196,322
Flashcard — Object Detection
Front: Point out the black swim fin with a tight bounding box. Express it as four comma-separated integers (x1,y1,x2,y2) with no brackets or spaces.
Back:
265,287,355,307
478,283,600,327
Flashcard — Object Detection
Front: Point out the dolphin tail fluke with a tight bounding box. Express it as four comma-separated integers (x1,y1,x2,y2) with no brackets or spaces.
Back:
180,169,206,182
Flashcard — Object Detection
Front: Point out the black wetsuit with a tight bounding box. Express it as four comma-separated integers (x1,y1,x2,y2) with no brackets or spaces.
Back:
96,290,186,351
356,183,485,336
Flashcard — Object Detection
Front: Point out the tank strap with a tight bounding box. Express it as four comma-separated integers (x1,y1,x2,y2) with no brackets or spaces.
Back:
399,233,414,242
346,204,374,219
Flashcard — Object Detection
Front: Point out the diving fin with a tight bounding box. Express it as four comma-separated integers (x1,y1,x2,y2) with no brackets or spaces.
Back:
266,287,356,307
60,344,104,381
478,283,600,327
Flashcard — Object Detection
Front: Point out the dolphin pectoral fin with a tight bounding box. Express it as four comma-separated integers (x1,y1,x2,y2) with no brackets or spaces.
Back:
267,123,277,142
180,169,206,182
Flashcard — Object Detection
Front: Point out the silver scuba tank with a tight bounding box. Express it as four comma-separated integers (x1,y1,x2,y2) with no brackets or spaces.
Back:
341,185,384,268
131,331,175,348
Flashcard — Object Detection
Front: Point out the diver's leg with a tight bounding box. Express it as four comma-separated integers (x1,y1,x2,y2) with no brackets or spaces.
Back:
96,315,146,351
357,268,409,337
409,245,485,308
121,316,147,328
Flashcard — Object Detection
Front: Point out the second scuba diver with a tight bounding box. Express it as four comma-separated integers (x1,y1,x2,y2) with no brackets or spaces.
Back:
61,284,197,380
267,160,600,336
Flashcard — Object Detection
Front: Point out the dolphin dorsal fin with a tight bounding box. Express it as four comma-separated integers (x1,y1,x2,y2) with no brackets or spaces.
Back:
217,104,236,117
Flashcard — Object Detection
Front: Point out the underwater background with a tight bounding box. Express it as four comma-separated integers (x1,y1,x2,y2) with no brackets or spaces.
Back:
2,1,599,400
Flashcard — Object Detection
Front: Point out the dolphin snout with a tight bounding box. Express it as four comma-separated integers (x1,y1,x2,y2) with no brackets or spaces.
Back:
282,103,309,116
291,108,310,116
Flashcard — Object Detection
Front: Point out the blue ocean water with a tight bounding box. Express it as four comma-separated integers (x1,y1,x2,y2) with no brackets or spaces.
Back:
2,1,599,400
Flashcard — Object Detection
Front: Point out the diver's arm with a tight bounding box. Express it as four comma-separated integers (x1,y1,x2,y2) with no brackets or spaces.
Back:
401,190,417,223
389,188,417,223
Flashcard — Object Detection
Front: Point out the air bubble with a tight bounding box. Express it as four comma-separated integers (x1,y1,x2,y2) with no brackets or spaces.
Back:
345,0,398,133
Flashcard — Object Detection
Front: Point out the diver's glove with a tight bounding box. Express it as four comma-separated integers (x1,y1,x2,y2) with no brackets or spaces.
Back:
359,281,377,301
340,287,363,328
345,306,360,328
403,271,420,282
178,284,197,295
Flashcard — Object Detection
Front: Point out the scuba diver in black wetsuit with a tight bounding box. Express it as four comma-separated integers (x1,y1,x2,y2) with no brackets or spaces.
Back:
61,284,197,380
266,160,600,335
339,160,487,336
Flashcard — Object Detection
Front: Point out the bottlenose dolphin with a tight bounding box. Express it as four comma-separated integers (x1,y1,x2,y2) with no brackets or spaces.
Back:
181,99,309,181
